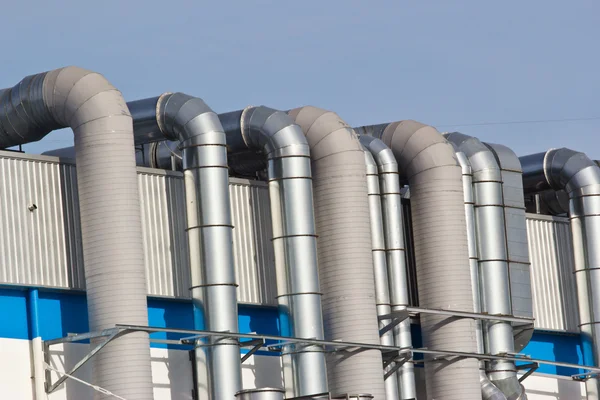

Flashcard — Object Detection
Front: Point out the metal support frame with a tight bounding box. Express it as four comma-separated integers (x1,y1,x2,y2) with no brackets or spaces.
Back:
42,323,600,394
516,362,539,383
378,306,534,337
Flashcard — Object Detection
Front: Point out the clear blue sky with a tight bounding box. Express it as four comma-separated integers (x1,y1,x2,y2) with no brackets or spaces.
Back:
2,1,599,158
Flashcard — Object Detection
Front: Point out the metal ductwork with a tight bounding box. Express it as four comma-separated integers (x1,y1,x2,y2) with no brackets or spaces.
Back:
483,142,533,355
0,67,153,399
219,106,328,398
362,147,400,400
445,133,525,400
287,107,384,399
360,135,416,400
356,121,480,400
520,148,600,400
456,150,508,400
126,93,243,400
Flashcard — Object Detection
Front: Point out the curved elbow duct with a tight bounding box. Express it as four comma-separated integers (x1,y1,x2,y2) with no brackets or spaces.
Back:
285,106,385,399
360,135,416,400
445,133,525,400
159,93,243,400
220,106,328,398
0,67,153,399
356,121,480,400
520,148,600,398
124,93,243,400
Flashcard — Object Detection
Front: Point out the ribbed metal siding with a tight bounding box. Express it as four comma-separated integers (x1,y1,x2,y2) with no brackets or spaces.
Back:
0,151,276,305
526,213,579,332
229,180,277,305
0,153,85,289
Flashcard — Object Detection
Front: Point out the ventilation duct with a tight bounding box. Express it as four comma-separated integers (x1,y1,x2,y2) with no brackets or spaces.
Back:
0,67,153,399
219,107,328,398
483,142,533,354
123,93,243,400
355,121,480,400
362,147,400,400
360,135,416,400
520,148,600,400
287,107,385,399
453,151,508,400
445,133,525,400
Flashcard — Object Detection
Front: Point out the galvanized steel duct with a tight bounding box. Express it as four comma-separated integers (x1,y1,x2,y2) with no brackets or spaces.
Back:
355,121,480,400
520,148,600,400
288,106,385,400
484,143,533,355
219,106,328,398
454,151,507,400
362,147,400,400
0,67,153,399
152,93,243,400
360,135,416,400
445,133,525,400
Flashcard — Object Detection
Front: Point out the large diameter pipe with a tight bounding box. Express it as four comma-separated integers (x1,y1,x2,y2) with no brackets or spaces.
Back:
0,67,153,399
363,148,400,400
356,122,480,400
220,107,328,398
150,93,242,400
520,148,600,399
289,107,385,399
360,135,416,399
445,133,525,399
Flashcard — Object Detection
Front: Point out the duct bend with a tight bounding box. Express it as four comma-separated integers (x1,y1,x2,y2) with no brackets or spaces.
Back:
539,148,600,398
445,133,525,400
360,135,416,400
221,107,328,398
356,121,480,400
150,93,242,400
0,67,153,399
287,107,385,399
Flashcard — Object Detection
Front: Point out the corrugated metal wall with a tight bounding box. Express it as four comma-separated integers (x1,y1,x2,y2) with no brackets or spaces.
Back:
0,151,276,305
526,213,579,332
0,151,581,326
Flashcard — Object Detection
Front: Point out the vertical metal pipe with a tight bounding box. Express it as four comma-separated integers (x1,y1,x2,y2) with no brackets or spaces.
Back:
360,135,416,399
357,122,480,400
289,107,384,399
154,93,242,400
454,151,507,400
445,133,523,399
537,148,600,400
363,148,400,400
221,107,328,398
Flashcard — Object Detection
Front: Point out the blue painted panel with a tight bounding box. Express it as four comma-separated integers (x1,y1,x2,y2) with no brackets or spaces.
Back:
2,286,590,374
0,288,29,339
521,331,586,376
37,290,88,339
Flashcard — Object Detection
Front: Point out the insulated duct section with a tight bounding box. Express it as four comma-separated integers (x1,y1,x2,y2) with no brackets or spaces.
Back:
520,148,600,400
355,121,480,400
288,107,385,399
126,93,243,400
445,133,525,400
0,67,153,399
362,148,400,400
360,135,416,400
219,107,328,398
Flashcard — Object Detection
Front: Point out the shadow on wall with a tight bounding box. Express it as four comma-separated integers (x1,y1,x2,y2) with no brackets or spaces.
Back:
244,304,283,389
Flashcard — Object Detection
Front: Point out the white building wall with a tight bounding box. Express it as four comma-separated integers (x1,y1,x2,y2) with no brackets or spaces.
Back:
0,339,283,400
